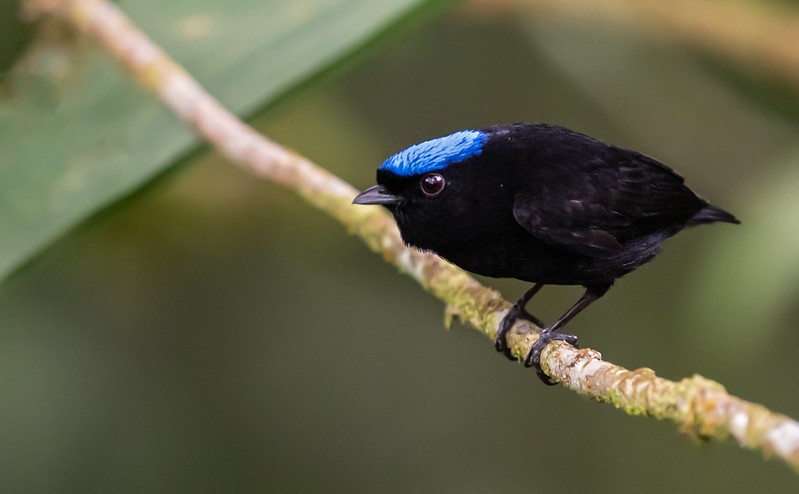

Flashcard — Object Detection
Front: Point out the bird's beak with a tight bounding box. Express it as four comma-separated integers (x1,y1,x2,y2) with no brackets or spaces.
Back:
352,185,401,205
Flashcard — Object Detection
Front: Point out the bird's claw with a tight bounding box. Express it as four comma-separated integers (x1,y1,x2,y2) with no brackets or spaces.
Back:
494,315,516,360
494,307,544,361
523,330,578,385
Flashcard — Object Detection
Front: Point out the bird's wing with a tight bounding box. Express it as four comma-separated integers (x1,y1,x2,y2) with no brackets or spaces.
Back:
512,151,704,259
512,190,625,258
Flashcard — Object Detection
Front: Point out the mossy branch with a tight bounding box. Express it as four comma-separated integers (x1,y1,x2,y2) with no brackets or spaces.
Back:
25,0,799,474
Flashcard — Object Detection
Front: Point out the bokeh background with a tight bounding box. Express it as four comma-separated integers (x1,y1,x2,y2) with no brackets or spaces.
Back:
2,0,799,491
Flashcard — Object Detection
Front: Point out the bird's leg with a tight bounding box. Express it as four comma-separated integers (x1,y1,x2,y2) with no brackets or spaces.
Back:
524,283,611,385
495,283,545,360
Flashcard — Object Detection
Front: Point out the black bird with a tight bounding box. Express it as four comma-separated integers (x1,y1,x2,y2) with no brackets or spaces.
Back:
353,123,739,384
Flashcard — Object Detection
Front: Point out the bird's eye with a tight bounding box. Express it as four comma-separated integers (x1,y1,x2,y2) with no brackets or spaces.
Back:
420,173,445,197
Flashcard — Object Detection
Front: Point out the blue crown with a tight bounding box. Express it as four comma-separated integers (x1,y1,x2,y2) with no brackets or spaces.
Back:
380,130,488,177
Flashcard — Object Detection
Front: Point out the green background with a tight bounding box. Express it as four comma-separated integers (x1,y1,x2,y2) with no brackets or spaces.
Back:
2,0,799,491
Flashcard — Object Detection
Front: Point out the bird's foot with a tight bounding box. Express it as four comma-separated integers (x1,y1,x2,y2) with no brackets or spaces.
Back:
523,329,578,385
494,306,544,361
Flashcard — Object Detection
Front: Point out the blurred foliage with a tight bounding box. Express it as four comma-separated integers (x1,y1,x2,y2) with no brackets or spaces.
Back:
699,54,799,126
0,0,33,79
2,0,799,492
0,0,444,282
686,155,799,358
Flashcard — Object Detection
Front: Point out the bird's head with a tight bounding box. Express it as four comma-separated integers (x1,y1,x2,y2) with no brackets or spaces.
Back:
353,129,516,250
353,129,489,208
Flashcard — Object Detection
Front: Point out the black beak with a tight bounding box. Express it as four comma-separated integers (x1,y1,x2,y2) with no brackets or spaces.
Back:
352,185,401,205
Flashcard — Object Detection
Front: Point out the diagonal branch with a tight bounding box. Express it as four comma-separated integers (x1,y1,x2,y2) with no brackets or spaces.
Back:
25,0,799,473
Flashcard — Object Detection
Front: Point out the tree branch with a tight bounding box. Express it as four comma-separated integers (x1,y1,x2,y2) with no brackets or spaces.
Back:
25,0,799,473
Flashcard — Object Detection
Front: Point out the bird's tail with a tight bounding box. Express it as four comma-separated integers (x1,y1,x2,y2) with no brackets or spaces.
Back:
687,203,740,226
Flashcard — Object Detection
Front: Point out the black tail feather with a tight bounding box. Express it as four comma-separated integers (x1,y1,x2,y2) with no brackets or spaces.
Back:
687,204,740,226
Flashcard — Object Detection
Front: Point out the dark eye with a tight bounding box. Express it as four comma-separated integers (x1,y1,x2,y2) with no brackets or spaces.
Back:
420,173,445,196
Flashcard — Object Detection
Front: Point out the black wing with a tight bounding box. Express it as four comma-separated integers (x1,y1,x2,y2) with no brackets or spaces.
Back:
512,147,707,259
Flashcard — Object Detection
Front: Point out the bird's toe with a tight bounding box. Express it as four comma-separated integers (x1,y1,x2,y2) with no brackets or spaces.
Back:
523,329,579,385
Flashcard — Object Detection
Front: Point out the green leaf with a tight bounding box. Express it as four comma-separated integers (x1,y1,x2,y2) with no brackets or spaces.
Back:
0,0,445,283
0,0,34,80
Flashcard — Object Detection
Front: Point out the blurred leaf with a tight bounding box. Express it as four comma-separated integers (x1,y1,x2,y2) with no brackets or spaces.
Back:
522,18,796,183
0,0,445,283
0,0,33,79
685,153,799,358
697,52,799,126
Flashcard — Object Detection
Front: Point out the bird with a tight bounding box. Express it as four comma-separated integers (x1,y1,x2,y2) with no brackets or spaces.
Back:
353,123,739,384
